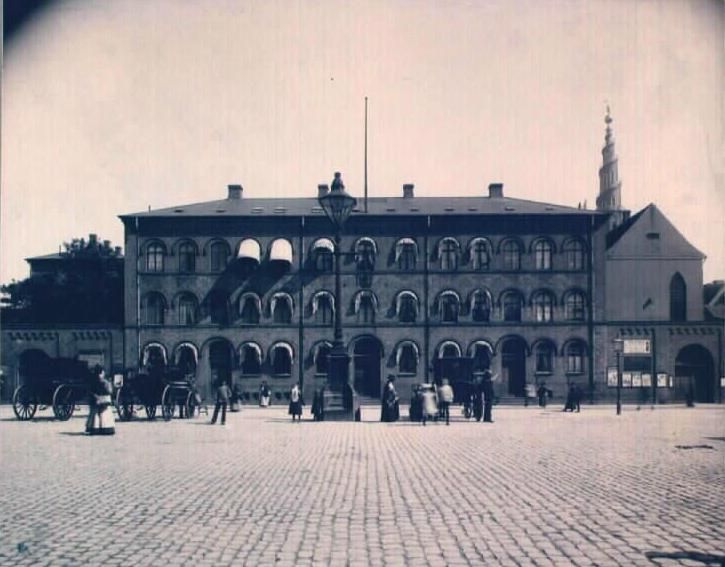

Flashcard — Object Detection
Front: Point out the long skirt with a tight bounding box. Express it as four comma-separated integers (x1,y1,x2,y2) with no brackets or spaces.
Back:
288,400,302,416
87,404,116,435
260,395,270,407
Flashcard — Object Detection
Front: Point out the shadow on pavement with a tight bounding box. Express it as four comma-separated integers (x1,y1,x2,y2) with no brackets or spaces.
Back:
644,550,725,566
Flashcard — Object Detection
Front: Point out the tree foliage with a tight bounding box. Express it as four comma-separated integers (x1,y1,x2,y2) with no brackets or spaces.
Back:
1,235,124,324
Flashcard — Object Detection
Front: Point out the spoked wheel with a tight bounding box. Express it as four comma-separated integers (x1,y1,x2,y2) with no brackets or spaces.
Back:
12,385,38,421
52,385,75,421
185,391,199,419
144,404,157,420
115,387,135,421
161,385,175,421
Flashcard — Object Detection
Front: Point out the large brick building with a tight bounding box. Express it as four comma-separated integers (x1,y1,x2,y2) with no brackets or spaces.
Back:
3,112,722,406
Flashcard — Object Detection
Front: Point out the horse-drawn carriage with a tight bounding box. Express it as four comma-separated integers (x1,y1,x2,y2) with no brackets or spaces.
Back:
114,366,200,422
12,357,93,421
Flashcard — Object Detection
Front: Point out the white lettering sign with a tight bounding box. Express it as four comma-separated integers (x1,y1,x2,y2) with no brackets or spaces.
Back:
623,339,651,355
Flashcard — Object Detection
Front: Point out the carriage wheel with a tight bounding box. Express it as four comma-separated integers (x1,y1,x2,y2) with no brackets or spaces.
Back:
185,391,198,419
12,385,37,421
144,404,157,420
161,385,174,421
115,387,134,421
52,385,75,421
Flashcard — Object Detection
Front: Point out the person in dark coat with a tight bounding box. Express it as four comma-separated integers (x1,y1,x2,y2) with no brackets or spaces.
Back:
380,375,400,422
572,383,582,412
311,387,324,421
536,383,550,408
472,380,484,422
481,370,494,423
563,384,576,412
211,380,231,425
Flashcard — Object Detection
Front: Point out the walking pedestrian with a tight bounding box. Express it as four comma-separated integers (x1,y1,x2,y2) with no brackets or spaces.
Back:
563,384,575,412
472,378,484,421
259,381,271,407
210,380,231,425
482,370,494,423
572,383,582,413
380,375,400,422
86,365,115,435
420,384,438,426
289,382,303,422
437,379,454,425
311,387,324,421
536,382,549,408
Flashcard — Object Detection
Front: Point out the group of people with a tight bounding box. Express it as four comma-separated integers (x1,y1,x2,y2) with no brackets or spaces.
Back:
209,380,304,425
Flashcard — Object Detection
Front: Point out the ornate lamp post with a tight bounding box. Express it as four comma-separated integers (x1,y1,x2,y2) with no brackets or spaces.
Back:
613,338,624,415
318,172,357,416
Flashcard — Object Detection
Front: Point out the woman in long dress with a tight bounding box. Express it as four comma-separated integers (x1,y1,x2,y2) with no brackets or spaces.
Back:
288,383,303,422
86,365,115,435
380,375,399,422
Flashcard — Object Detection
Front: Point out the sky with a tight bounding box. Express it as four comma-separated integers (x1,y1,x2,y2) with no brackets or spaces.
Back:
2,0,723,283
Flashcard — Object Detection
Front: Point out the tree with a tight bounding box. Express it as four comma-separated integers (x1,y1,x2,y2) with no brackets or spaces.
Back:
1,234,124,325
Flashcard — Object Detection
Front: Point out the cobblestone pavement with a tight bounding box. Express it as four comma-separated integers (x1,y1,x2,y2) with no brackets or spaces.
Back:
0,403,723,566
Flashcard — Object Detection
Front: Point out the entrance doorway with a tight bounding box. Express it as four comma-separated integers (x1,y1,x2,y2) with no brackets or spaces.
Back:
208,339,233,389
675,344,715,403
501,338,527,396
352,337,383,399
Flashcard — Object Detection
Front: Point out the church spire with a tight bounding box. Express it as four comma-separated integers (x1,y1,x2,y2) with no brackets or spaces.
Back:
596,106,628,229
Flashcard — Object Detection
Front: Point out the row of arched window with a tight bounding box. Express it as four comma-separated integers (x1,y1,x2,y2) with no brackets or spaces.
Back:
140,287,589,326
142,336,588,379
141,235,587,273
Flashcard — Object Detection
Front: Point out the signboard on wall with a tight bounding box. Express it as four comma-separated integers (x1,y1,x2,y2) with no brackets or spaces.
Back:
607,367,618,387
623,339,651,355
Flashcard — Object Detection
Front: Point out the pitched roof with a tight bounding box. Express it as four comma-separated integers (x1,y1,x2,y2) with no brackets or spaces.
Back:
121,194,599,220
605,208,645,248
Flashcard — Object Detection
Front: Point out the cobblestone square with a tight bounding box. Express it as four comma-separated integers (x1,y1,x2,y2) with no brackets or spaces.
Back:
0,404,723,566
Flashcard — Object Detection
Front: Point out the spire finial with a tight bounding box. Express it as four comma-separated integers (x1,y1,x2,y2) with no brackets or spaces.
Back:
605,104,612,125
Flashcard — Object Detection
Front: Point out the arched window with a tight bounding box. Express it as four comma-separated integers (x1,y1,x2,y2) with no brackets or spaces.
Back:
143,293,166,325
565,340,586,374
470,290,492,322
174,343,198,376
396,238,418,271
469,341,492,373
502,290,523,322
237,238,261,264
563,238,585,271
355,290,377,324
239,293,261,325
438,341,461,359
178,241,197,273
438,291,460,323
177,293,198,326
533,239,553,270
564,290,586,321
312,238,334,272
534,341,555,373
532,291,554,322
270,239,293,264
210,241,230,272
142,343,167,370
240,343,262,375
271,293,293,324
270,343,293,375
438,237,460,271
501,239,521,271
670,273,687,321
355,237,377,270
397,342,419,374
469,238,491,270
314,342,332,375
312,291,334,326
396,291,419,323
146,242,165,272
208,291,229,325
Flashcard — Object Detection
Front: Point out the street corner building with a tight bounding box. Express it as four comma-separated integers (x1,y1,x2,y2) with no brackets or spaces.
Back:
2,111,722,407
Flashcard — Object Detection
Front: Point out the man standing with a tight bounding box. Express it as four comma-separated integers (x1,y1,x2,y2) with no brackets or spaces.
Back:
211,380,231,425
482,370,494,423
437,379,454,425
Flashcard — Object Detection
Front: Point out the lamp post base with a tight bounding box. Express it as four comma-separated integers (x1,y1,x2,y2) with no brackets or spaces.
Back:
322,346,359,421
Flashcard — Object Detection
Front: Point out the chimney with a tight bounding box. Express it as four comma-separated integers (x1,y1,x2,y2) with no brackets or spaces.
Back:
227,184,243,199
488,183,504,198
403,184,415,198
114,246,122,256
318,184,330,198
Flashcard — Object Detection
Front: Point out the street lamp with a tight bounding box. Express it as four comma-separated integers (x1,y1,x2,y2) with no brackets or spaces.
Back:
613,338,624,415
318,172,357,417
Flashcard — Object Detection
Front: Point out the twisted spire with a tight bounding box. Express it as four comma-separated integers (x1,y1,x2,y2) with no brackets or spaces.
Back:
596,105,622,212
